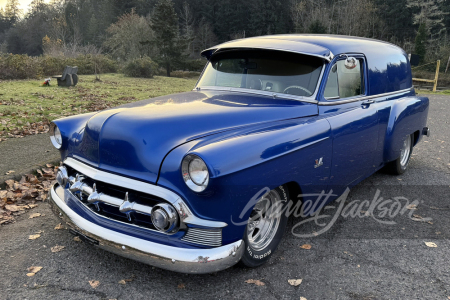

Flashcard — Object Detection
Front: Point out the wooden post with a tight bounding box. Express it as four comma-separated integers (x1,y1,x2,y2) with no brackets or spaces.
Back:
433,60,440,92
445,56,450,73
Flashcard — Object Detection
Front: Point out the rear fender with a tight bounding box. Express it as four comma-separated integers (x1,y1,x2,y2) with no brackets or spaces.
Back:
384,96,429,162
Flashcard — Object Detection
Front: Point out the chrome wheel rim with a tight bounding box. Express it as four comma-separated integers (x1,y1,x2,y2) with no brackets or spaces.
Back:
400,135,411,167
246,190,282,251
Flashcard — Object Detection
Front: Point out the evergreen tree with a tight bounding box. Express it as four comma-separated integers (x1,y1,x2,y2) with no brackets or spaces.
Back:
414,23,427,62
309,20,327,34
5,0,22,24
87,14,99,44
151,0,186,76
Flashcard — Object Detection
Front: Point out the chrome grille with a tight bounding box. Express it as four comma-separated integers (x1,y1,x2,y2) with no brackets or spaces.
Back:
182,228,222,247
64,164,162,231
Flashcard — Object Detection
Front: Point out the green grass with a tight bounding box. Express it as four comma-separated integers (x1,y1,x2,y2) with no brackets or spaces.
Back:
0,73,198,137
415,89,450,95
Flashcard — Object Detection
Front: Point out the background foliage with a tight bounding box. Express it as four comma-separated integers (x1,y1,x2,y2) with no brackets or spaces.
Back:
0,0,449,78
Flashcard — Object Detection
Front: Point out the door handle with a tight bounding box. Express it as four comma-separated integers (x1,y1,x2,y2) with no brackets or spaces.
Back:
361,99,375,106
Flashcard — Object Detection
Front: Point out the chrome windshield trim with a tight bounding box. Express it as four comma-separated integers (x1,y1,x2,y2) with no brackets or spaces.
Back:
319,88,414,106
194,86,319,104
205,46,333,62
64,157,228,228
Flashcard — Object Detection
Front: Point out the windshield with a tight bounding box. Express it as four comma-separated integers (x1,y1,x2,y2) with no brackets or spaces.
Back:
197,50,324,97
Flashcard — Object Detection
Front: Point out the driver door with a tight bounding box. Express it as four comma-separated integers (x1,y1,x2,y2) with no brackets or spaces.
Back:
319,56,379,192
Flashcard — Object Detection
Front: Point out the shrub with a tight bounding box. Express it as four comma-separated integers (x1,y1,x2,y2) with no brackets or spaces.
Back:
0,54,119,80
40,55,66,76
170,70,201,79
122,57,159,78
0,54,42,79
172,59,206,72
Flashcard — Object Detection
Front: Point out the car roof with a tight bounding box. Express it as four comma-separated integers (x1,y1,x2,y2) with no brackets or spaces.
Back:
201,34,405,62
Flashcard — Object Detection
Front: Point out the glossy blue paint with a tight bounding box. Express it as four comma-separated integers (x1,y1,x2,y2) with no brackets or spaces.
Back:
62,91,318,184
51,35,429,249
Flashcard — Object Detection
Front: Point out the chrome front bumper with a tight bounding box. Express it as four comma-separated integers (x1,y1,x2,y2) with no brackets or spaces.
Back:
48,185,244,274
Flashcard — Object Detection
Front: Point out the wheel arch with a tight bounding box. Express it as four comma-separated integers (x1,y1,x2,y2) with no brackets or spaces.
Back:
383,96,429,162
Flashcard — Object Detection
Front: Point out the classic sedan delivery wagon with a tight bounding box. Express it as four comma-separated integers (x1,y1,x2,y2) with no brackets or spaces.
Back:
48,35,429,273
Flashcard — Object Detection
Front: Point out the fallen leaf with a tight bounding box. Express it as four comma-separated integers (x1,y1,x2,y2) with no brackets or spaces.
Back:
288,279,303,286
300,244,312,250
5,205,26,212
73,236,81,242
27,266,42,276
54,223,64,230
29,213,41,219
406,204,417,210
118,280,126,285
51,245,65,253
29,234,41,240
425,242,437,248
89,280,100,288
245,279,265,286
300,297,307,300
5,170,15,175
177,283,185,289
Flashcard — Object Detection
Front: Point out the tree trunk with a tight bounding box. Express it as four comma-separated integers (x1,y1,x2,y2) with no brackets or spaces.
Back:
166,62,170,77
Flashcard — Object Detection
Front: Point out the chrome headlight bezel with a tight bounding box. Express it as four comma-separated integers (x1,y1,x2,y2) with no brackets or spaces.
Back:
182,154,209,192
49,122,62,149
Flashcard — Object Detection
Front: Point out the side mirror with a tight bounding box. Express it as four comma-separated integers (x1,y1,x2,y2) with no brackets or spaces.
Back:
344,57,357,69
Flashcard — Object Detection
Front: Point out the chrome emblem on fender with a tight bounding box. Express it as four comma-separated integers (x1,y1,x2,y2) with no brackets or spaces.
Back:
314,157,323,168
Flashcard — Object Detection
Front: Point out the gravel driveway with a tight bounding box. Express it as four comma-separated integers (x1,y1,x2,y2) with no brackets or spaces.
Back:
1,94,449,300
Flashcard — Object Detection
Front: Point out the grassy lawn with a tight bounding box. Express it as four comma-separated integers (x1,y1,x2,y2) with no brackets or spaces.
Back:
0,73,198,139
416,89,450,95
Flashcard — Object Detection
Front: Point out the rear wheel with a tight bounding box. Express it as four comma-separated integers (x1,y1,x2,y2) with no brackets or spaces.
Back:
241,185,289,267
387,134,413,175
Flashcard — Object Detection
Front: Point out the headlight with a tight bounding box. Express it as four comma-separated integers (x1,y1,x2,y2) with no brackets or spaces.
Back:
182,154,209,192
50,123,62,149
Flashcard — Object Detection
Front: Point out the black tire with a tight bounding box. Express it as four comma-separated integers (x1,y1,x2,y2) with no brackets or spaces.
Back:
65,74,73,86
386,134,414,175
72,74,78,86
241,185,289,268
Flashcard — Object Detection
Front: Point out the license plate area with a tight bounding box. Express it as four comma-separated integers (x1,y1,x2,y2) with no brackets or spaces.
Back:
69,229,99,245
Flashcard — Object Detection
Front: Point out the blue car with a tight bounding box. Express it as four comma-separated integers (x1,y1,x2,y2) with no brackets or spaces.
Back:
48,35,430,273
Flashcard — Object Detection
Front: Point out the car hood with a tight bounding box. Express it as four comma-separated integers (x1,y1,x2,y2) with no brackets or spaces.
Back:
69,90,318,183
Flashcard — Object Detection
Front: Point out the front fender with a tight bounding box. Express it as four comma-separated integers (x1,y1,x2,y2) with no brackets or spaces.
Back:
384,96,429,162
51,112,96,160
157,116,332,244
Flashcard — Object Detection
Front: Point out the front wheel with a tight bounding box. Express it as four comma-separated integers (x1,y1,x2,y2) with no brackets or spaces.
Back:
387,134,413,175
241,185,289,268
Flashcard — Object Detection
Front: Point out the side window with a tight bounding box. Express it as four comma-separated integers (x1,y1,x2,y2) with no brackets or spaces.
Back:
324,59,364,99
